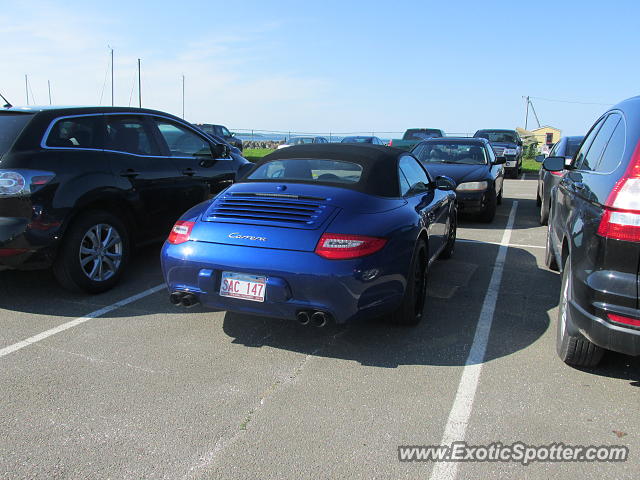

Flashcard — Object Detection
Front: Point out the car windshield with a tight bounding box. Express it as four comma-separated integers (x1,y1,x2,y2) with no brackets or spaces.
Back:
287,137,315,145
0,113,33,154
475,131,519,144
566,138,583,158
247,159,363,184
403,129,441,140
341,137,372,143
421,143,488,165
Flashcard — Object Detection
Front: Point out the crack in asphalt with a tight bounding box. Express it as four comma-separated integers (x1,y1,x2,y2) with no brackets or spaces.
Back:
183,328,348,479
40,345,157,374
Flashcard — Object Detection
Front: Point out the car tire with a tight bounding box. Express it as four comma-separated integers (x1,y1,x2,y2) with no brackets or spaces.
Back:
545,218,559,272
540,193,550,225
53,211,130,293
390,240,427,326
478,190,497,223
439,214,456,260
556,258,604,367
536,188,542,207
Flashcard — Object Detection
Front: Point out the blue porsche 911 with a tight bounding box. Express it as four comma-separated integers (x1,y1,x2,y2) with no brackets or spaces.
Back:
161,144,457,326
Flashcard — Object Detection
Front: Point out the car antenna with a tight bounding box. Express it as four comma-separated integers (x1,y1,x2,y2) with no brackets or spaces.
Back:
0,91,13,108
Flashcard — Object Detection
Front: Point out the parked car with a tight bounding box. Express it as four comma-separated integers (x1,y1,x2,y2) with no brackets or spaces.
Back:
340,136,385,145
196,123,243,151
277,136,329,149
162,144,458,326
389,128,446,151
0,106,249,293
412,137,505,222
473,129,523,177
544,96,640,366
535,135,584,225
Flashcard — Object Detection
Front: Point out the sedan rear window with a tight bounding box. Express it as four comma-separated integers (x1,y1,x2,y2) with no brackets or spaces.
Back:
247,159,363,184
0,113,33,154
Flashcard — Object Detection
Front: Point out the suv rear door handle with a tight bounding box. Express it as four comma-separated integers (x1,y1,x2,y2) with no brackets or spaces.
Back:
182,168,196,176
120,169,140,178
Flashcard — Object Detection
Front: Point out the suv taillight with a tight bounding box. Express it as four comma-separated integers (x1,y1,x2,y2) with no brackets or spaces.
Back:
597,141,640,242
168,221,195,244
0,170,55,197
315,233,387,259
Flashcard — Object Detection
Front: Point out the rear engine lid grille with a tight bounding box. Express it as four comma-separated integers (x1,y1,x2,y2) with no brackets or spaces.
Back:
203,192,335,229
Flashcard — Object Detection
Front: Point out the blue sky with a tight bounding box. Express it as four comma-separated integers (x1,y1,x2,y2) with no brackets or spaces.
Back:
2,0,637,135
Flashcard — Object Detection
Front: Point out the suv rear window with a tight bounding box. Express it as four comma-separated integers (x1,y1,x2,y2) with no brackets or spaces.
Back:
403,129,442,140
45,116,103,149
0,113,33,154
247,159,363,184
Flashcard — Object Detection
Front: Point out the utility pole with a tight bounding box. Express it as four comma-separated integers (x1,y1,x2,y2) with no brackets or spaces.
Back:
25,75,29,105
48,80,52,105
137,59,142,108
110,47,114,106
524,95,530,130
181,75,185,119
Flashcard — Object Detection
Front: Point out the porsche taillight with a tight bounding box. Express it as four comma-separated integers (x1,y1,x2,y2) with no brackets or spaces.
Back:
315,233,387,259
168,221,195,244
597,140,640,242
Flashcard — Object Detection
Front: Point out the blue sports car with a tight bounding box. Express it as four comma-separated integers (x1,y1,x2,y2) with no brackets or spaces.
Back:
161,144,457,326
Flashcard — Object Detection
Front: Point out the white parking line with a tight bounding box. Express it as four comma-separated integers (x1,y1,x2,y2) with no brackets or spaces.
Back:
0,284,165,359
457,238,544,249
429,201,518,480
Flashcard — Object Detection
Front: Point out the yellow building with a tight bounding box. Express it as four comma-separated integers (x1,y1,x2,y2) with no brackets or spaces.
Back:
531,126,561,151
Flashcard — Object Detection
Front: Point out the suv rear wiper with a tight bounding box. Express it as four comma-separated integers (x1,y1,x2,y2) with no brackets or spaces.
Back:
0,92,12,108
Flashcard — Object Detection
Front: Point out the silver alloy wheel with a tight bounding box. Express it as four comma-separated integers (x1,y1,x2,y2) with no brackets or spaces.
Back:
78,223,123,282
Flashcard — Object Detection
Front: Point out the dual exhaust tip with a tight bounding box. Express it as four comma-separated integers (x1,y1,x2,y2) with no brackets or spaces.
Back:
170,292,327,326
170,291,199,308
297,310,329,328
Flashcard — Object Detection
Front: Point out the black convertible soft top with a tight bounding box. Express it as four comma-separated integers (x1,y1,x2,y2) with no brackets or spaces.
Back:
247,144,409,197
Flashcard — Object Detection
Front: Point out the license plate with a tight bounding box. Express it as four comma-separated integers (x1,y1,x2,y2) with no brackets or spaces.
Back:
220,272,266,302
506,161,516,167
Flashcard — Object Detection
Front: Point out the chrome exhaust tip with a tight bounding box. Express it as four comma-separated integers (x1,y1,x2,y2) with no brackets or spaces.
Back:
169,291,184,305
297,311,311,325
311,311,327,327
181,293,199,308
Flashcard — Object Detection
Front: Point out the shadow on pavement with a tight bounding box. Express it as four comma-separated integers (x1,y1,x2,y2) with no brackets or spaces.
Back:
222,243,558,369
0,244,164,318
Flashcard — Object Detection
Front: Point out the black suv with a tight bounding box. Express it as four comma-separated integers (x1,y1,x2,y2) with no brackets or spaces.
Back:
0,106,249,293
544,96,640,366
196,124,243,151
473,129,523,177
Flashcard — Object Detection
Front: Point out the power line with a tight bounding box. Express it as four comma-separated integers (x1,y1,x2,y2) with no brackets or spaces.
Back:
530,96,613,107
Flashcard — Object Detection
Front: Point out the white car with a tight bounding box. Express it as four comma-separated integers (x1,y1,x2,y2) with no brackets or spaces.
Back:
277,136,329,149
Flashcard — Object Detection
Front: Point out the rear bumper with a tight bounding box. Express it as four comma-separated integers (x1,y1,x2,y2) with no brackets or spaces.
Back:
570,268,640,356
0,216,59,270
161,241,407,324
569,298,640,356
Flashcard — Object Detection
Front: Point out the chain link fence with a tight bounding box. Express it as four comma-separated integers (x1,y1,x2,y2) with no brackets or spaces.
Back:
231,129,476,148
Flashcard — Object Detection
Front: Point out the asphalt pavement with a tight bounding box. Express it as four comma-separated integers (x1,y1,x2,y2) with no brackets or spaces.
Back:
0,176,638,479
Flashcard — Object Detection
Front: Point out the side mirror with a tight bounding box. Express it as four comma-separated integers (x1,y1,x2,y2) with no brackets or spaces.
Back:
543,156,565,172
230,132,236,137
535,154,546,163
493,156,507,165
212,143,230,158
434,175,456,191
